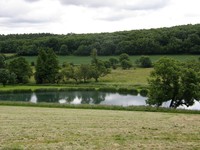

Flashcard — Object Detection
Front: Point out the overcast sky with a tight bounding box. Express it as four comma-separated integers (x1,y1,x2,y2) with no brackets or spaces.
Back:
0,0,200,34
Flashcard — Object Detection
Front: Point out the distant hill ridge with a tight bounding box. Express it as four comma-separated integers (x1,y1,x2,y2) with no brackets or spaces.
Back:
0,24,200,56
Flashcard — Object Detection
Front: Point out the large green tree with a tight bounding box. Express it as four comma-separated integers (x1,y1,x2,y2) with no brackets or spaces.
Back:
147,58,200,108
8,57,32,83
35,49,59,84
35,49,48,84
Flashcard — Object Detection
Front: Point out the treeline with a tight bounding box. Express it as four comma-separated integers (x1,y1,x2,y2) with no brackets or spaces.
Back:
0,49,112,86
1,24,200,56
1,48,150,86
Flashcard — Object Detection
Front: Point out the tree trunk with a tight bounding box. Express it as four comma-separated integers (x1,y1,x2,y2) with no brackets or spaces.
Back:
169,99,175,108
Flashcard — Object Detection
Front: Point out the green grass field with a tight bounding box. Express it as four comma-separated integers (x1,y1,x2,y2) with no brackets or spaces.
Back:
0,106,200,150
20,55,200,65
101,68,152,86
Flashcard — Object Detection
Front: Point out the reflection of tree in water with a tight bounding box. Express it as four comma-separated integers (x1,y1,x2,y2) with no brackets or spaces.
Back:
34,91,107,104
77,91,106,104
0,93,32,102
35,92,60,103
91,92,106,104
59,92,76,103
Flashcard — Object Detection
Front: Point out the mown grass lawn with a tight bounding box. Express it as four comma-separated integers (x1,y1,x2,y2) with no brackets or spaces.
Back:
0,106,200,150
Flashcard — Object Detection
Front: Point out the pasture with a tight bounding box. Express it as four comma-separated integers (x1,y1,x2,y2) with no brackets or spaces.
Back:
0,106,200,150
21,55,200,65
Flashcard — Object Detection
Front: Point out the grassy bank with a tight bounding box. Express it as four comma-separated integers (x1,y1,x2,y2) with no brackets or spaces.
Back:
0,101,199,114
0,106,200,150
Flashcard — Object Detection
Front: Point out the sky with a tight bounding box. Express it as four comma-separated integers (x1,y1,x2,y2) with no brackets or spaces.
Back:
0,0,200,34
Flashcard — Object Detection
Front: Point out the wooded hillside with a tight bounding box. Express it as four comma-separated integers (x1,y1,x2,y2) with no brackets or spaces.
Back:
0,24,200,56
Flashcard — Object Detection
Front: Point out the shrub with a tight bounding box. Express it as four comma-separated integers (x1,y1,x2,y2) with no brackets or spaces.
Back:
140,89,148,97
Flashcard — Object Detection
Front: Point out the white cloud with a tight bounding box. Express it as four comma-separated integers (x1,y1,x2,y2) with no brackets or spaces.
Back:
0,0,200,34
59,0,169,10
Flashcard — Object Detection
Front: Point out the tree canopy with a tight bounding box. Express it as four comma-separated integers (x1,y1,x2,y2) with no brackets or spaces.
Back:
1,24,200,56
147,58,200,108
35,48,59,84
8,57,32,83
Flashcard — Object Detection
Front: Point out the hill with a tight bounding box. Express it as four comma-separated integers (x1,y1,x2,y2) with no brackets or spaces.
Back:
0,24,200,56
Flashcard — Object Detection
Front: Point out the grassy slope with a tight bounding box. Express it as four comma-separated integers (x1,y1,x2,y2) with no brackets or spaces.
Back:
21,55,200,65
0,106,200,150
101,68,152,86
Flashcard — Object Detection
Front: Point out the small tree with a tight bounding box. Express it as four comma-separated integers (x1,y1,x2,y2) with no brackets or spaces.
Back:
45,48,59,83
119,53,132,69
59,44,69,55
90,61,110,82
119,53,130,62
91,48,98,64
90,49,110,82
0,54,6,68
121,60,132,69
8,57,32,83
0,69,10,86
136,56,152,68
35,49,48,84
79,64,92,82
109,58,119,69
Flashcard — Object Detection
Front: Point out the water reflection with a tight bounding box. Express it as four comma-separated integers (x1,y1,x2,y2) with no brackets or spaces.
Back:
0,91,199,110
0,92,32,102
30,93,37,103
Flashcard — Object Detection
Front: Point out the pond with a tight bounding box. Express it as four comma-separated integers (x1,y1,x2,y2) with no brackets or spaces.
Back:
0,91,199,110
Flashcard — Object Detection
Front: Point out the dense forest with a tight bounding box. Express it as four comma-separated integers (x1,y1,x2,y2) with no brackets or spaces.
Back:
0,24,200,56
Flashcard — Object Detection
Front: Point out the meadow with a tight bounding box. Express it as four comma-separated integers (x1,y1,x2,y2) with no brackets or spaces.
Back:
3,54,199,89
0,106,200,150
21,55,200,65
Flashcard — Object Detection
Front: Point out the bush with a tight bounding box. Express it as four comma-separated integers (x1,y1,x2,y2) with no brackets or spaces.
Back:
136,56,152,68
121,60,132,69
98,87,117,93
140,89,148,97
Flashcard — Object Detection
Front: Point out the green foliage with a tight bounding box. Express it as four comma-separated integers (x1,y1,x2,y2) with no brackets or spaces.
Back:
136,56,152,68
119,53,130,62
140,89,148,97
79,64,92,82
90,49,111,82
90,61,110,82
8,57,32,83
121,60,132,70
119,53,132,69
35,49,59,84
109,58,119,69
1,24,200,56
35,49,47,84
0,69,10,86
59,44,69,55
0,54,6,68
147,57,200,108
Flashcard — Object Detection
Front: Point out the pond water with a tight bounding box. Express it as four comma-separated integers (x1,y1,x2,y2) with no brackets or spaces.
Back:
0,91,199,110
